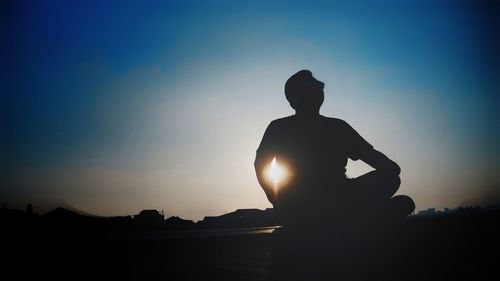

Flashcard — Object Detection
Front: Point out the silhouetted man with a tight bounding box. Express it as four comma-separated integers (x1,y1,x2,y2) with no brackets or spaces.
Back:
255,70,415,228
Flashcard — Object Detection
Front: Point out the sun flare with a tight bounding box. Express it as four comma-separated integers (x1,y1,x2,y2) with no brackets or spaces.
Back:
269,157,286,184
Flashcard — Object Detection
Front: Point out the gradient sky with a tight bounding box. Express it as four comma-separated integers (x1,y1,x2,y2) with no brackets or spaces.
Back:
2,0,499,220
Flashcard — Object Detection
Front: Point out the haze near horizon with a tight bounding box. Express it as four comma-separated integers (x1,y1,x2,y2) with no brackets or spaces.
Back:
2,0,499,220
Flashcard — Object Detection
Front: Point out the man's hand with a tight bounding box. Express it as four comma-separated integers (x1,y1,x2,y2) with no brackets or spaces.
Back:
359,148,401,175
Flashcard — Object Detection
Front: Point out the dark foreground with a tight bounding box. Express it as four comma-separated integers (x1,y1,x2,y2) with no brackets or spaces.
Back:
3,211,499,281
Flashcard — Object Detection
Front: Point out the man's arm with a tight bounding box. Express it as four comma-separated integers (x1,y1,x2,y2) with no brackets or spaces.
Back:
254,121,279,205
254,152,277,205
342,120,400,176
358,148,401,176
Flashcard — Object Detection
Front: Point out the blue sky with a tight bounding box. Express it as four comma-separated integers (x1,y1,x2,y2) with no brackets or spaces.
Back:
2,0,498,220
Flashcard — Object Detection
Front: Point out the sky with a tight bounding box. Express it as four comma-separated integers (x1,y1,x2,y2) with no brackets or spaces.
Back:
1,0,499,221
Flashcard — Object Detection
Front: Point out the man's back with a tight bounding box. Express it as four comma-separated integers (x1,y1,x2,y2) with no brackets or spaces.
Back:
257,115,372,193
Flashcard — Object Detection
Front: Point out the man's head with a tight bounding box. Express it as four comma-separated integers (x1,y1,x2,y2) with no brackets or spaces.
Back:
284,70,325,114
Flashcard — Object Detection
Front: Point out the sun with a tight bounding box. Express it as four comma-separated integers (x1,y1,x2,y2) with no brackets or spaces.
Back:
269,157,286,184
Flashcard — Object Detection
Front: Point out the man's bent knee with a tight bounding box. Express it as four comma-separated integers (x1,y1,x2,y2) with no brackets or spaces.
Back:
389,174,401,194
391,195,415,217
375,171,400,197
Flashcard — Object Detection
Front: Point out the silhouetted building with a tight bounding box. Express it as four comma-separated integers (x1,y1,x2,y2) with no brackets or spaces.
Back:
26,203,33,214
457,206,482,214
417,208,436,216
487,204,499,210
134,209,165,228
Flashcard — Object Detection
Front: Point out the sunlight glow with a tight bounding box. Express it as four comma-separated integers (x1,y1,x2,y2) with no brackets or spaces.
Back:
269,157,286,184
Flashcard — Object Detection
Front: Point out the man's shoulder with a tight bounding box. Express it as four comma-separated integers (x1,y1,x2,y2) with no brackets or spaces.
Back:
320,116,350,127
269,115,350,127
269,115,295,125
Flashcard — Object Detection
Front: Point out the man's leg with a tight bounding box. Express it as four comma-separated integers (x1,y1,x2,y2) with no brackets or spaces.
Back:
349,170,401,203
348,170,414,218
386,195,415,218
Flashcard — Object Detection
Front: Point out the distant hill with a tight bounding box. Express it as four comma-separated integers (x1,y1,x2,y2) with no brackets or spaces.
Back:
197,208,275,229
44,206,83,219
165,216,196,230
